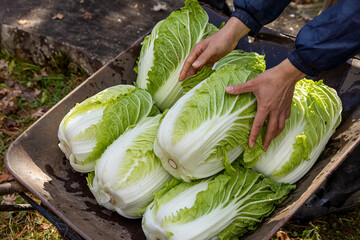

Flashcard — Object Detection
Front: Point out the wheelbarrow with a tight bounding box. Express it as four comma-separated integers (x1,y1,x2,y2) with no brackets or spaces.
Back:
4,5,360,240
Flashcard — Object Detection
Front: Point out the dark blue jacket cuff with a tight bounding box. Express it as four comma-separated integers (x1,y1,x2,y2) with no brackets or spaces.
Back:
288,50,320,77
231,8,262,35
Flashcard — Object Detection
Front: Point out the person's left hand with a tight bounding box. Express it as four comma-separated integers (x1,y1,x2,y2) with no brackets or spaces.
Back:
179,17,250,81
225,58,306,151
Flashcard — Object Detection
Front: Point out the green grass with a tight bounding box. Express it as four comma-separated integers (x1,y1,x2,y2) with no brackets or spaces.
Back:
273,204,360,239
0,50,86,168
1,50,84,108
0,49,87,239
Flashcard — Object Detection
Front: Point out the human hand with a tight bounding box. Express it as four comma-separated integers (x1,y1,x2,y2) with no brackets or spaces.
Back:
225,59,306,151
179,17,250,81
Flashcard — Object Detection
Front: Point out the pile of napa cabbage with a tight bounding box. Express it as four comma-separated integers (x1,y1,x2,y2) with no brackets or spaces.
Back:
57,0,342,239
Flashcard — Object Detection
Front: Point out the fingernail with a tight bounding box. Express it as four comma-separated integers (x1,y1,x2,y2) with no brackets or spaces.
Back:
226,86,233,93
193,60,200,67
249,140,254,148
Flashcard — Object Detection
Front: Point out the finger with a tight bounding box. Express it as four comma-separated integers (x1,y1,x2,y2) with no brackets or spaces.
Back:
184,47,219,80
249,106,268,149
185,66,199,80
263,112,279,152
226,81,254,95
276,112,287,138
285,107,291,119
192,46,216,70
179,44,205,81
179,55,198,82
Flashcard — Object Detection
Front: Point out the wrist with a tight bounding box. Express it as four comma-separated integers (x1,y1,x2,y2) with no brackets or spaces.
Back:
222,17,250,43
279,58,306,84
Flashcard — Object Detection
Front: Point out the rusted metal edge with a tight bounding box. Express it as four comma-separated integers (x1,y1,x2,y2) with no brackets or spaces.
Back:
0,180,27,195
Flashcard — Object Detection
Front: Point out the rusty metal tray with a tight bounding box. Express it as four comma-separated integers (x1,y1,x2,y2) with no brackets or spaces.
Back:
5,6,360,240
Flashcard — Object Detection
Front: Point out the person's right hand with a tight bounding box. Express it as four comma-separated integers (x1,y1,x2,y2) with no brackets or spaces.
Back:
225,59,306,151
179,17,250,81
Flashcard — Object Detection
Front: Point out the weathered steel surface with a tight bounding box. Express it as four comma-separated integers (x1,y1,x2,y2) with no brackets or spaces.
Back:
0,181,27,195
5,6,360,240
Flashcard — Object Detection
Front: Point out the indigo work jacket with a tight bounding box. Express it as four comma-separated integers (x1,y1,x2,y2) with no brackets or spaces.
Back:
232,0,360,76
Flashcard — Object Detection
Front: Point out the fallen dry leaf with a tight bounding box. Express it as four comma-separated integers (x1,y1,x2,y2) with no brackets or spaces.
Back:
0,172,11,184
4,80,15,88
151,2,168,11
15,82,28,91
0,60,8,70
276,230,299,240
33,89,42,97
1,194,17,205
0,71,10,81
31,68,47,79
21,91,36,101
1,127,21,136
31,108,47,118
12,89,22,97
20,88,41,101
0,88,10,97
40,67,48,77
0,88,21,115
0,97,18,115
37,222,51,230
17,19,31,25
52,13,64,20
4,118,18,128
80,12,93,19
0,98,17,113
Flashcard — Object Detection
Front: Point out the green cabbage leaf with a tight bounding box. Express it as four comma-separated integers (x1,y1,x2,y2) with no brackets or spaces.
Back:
154,62,266,182
58,85,158,172
142,163,295,240
135,0,218,111
88,114,172,218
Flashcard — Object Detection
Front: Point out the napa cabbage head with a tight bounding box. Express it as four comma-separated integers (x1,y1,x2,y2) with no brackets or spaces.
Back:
58,85,159,172
88,114,172,219
142,163,295,240
135,0,218,111
252,79,342,184
154,62,266,182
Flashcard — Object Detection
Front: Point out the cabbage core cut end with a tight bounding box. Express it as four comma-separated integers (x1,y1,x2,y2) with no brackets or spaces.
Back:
168,159,177,169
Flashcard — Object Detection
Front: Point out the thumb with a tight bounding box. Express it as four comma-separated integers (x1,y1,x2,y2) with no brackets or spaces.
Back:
225,81,254,95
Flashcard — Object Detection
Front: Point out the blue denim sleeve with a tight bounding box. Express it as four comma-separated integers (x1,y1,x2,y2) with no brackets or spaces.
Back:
231,0,292,34
288,0,360,76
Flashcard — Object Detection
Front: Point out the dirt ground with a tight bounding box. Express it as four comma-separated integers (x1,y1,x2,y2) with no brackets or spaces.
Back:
0,0,182,74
